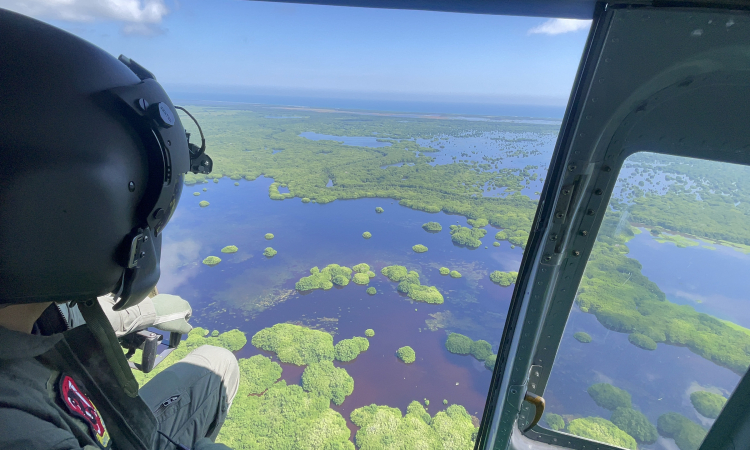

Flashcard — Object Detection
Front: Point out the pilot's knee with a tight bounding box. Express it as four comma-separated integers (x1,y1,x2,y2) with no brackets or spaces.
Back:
185,345,240,404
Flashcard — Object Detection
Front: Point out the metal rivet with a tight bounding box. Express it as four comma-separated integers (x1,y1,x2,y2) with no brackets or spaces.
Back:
140,251,146,258
555,212,564,219
573,250,581,256
550,234,557,241
581,230,588,236
587,209,595,216
144,235,149,241
602,165,612,172
562,189,571,195
128,181,135,192
568,164,577,172
167,140,171,146
594,188,603,195
543,255,552,262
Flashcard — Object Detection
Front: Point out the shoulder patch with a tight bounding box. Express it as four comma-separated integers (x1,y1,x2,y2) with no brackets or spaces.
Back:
59,374,111,449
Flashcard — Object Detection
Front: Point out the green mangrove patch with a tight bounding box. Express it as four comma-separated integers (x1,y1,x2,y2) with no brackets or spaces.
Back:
397,346,416,363
412,244,428,253
350,402,477,450
449,225,486,249
381,265,444,304
202,256,221,266
422,222,442,232
573,332,592,343
221,245,238,253
690,391,726,419
489,271,518,286
334,336,369,362
251,323,334,366
657,412,707,450
587,383,632,411
301,361,354,405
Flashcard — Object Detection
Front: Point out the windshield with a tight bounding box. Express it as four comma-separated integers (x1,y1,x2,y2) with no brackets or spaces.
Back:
14,1,590,448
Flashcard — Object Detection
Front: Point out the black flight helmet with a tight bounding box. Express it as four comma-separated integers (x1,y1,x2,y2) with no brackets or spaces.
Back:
0,9,212,310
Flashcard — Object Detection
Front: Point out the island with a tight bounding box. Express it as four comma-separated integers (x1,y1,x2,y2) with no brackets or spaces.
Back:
657,412,707,450
439,267,450,275
353,273,370,285
301,361,354,405
334,336,369,362
202,256,221,266
493,241,500,247
576,211,750,375
375,207,384,213
467,218,488,228
567,417,637,450
412,244,428,253
193,192,200,196
263,247,277,257
353,263,371,273
628,332,657,350
350,402,476,449
449,270,462,278
611,407,658,445
449,225,486,248
362,231,372,239
251,323,334,365
397,346,416,363
265,233,274,240
422,222,442,232
302,197,311,203
489,270,518,286
573,332,592,343
365,329,375,337
381,265,444,304
295,264,355,291
445,333,493,366
545,413,565,431
199,200,210,207
587,383,632,410
690,391,726,419
202,188,207,192
221,245,238,253
366,287,376,295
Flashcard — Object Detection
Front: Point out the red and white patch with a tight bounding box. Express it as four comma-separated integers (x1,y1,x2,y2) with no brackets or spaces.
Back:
59,375,111,449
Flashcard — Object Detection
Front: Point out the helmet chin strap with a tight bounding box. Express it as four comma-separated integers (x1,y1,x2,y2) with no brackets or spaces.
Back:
77,298,140,398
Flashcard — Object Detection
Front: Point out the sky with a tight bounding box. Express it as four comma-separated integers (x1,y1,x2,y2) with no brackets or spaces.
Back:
1,0,591,109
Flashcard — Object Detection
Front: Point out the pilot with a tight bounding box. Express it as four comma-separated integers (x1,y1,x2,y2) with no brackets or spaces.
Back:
0,9,238,450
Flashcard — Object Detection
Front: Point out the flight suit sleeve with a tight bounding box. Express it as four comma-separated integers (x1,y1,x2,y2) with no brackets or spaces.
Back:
0,407,100,450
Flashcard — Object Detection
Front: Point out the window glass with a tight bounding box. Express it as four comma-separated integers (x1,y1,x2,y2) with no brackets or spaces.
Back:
14,2,589,448
544,153,750,450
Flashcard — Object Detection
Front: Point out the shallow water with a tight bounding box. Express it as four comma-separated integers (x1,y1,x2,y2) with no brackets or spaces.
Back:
299,131,395,148
163,178,521,426
170,163,746,449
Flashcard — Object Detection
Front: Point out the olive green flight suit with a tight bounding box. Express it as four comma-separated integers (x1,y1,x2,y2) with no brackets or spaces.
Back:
0,323,239,449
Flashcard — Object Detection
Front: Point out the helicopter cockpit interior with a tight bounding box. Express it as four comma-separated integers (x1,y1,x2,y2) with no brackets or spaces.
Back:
2,1,750,450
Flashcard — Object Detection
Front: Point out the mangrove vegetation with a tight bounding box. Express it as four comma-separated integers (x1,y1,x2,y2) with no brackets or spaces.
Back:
381,265,444,304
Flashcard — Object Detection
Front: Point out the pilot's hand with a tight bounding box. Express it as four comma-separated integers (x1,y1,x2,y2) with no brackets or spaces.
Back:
151,293,193,335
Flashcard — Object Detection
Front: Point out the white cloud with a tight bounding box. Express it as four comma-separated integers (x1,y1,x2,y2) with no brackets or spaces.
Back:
528,18,591,35
0,0,169,24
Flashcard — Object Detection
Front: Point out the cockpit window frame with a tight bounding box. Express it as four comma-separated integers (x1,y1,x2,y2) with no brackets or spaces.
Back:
475,3,750,450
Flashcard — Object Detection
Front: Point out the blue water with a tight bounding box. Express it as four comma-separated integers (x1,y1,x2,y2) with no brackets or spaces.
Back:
162,178,523,425
545,228,747,448
170,91,566,119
